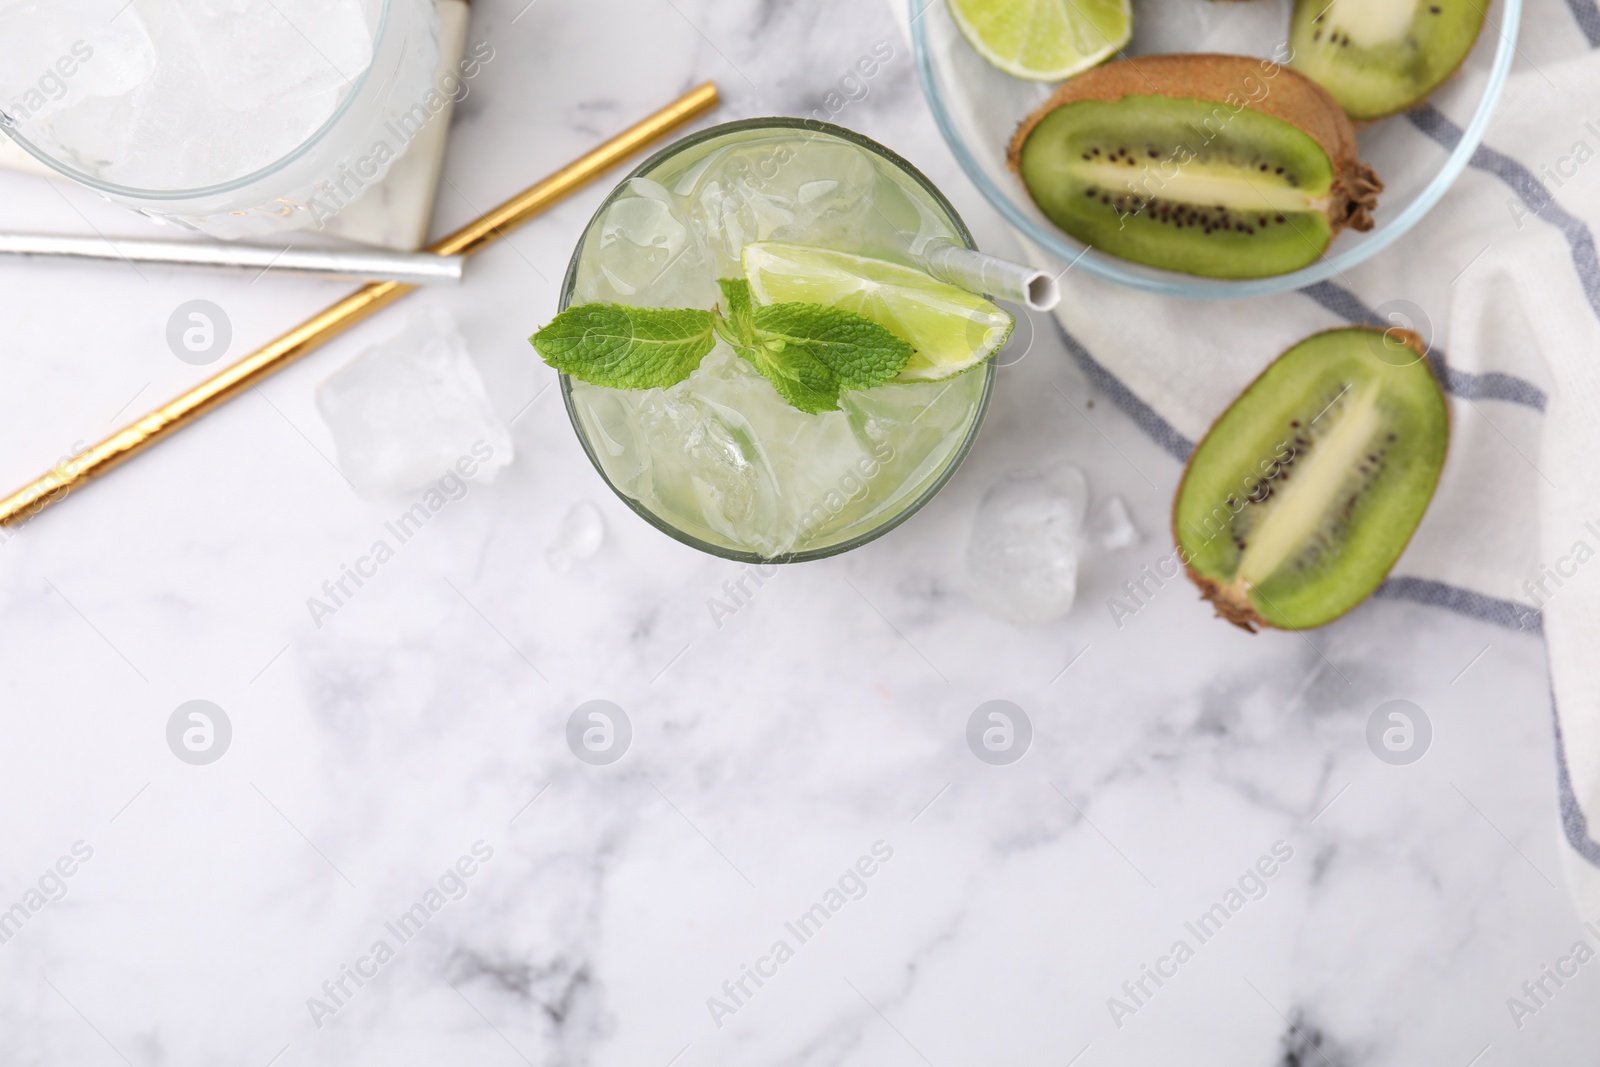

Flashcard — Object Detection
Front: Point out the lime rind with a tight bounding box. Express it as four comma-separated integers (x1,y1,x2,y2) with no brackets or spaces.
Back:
947,0,1132,82
741,242,1014,383
897,313,1013,382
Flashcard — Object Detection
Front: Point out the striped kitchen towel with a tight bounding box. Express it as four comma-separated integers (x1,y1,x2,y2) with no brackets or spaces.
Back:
893,0,1600,916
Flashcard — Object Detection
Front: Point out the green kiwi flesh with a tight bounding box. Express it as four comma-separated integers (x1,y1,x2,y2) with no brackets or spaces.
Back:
1174,327,1449,631
1290,0,1489,120
1016,96,1339,279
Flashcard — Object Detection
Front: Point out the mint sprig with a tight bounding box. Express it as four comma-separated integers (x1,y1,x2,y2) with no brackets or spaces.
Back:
530,304,716,390
531,277,915,414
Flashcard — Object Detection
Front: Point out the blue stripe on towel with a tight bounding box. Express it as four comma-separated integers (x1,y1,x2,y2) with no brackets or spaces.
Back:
1299,281,1549,411
1374,576,1543,634
1409,103,1600,329
1555,700,1600,866
1568,0,1600,47
1050,318,1194,462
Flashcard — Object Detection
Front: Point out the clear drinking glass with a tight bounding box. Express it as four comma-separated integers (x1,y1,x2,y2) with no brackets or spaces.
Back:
559,118,998,564
0,0,441,239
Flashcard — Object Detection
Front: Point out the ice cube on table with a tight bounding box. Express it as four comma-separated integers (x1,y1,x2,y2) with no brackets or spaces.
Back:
967,466,1090,624
547,502,606,573
316,306,514,497
1092,494,1142,551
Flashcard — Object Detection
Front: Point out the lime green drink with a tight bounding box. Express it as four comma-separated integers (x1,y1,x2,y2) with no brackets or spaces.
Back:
553,119,1005,561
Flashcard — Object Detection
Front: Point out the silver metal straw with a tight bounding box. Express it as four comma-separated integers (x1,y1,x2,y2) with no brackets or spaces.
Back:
0,233,465,286
923,240,1061,312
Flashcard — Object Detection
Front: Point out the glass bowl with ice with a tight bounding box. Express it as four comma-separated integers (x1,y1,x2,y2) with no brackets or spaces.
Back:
537,119,1012,563
0,0,440,238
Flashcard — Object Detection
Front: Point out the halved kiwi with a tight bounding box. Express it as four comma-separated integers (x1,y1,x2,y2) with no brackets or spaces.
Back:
1289,0,1488,121
1008,54,1382,280
1173,327,1449,631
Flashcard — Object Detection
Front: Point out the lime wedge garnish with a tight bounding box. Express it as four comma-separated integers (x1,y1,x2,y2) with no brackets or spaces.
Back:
742,242,1013,382
947,0,1132,82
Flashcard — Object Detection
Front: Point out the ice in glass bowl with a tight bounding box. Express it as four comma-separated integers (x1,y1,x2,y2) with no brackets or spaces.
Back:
0,0,440,238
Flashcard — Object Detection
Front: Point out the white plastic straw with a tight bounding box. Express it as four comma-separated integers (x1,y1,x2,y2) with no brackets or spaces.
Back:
922,240,1060,312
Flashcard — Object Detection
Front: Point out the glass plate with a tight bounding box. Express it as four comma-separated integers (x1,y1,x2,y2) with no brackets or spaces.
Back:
912,0,1522,299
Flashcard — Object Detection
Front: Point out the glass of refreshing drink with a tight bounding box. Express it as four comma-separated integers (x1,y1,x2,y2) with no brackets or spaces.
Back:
533,118,1013,563
0,0,440,238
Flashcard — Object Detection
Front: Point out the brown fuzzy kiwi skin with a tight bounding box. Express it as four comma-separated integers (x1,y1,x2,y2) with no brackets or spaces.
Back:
1007,54,1383,235
1169,327,1449,633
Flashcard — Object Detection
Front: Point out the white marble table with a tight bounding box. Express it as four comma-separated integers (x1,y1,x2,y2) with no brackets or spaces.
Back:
0,1,1592,1064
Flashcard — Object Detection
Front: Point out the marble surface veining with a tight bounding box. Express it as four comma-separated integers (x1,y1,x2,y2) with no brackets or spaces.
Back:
0,0,1591,1065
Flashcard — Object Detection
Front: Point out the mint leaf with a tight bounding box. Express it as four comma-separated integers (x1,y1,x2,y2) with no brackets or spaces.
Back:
531,304,716,389
742,338,841,413
718,278,755,345
751,304,914,390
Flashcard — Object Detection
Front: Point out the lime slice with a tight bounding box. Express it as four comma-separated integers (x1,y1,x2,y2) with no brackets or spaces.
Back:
742,242,1013,382
947,0,1132,82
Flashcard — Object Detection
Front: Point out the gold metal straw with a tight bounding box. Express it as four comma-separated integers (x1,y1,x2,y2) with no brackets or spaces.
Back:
0,81,721,528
